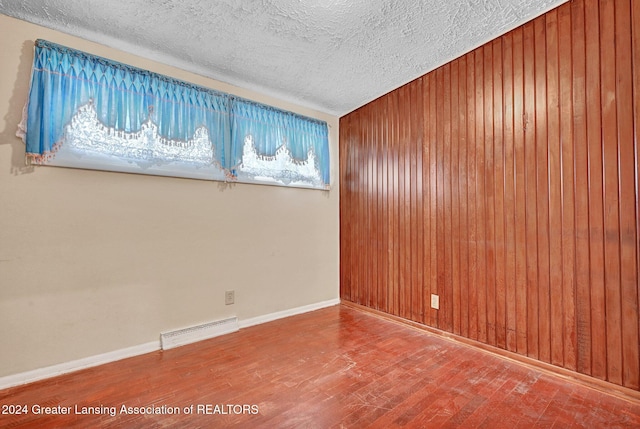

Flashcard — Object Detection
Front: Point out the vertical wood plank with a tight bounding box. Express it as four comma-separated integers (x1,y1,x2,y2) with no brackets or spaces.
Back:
396,90,402,317
571,0,592,376
356,108,364,306
631,0,640,393
339,115,348,301
351,113,358,304
559,2,578,372
535,14,552,364
374,97,386,311
513,26,528,355
451,60,461,335
348,111,357,304
375,104,380,309
365,105,372,308
390,91,399,316
429,72,439,327
436,67,446,330
351,112,358,305
381,96,389,314
338,115,344,300
364,107,371,306
405,84,414,321
380,105,385,308
476,48,488,343
600,0,623,385
494,37,507,351
365,104,371,308
585,0,607,381
401,85,412,321
367,104,376,310
459,55,470,339
503,31,518,353
359,108,366,306
396,89,404,317
401,86,408,317
342,113,350,302
485,41,497,347
422,75,431,326
418,78,425,323
467,53,479,341
546,8,565,368
400,88,407,317
416,78,424,325
357,107,364,306
411,79,424,324
368,105,375,308
523,20,540,360
614,0,639,390
443,64,453,332
383,97,391,314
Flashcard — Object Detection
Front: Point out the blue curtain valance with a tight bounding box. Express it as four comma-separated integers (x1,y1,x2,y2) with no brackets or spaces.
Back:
231,98,330,186
20,39,329,189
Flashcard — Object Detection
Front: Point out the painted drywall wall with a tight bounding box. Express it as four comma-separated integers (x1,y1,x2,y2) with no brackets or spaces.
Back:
0,14,339,378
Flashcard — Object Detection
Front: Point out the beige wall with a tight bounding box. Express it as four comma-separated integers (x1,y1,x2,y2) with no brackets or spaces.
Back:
0,14,339,378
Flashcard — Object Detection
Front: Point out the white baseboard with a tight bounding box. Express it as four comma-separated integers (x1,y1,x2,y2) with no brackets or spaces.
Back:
0,341,159,390
239,298,340,329
0,298,340,391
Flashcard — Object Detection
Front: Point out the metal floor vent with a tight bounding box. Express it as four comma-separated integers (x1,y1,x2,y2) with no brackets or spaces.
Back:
160,317,238,350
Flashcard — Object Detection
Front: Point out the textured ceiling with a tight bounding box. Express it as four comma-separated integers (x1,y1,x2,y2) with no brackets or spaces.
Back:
0,0,567,116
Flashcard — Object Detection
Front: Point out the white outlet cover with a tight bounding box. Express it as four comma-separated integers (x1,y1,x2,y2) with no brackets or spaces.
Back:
225,290,235,305
431,294,439,310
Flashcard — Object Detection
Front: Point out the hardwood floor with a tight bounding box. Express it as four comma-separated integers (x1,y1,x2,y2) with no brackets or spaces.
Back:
1,304,639,428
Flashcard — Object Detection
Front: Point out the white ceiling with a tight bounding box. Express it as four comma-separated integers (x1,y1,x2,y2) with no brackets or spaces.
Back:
0,0,567,116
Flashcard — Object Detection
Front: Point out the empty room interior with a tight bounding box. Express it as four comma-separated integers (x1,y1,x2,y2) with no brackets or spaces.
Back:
1,0,640,427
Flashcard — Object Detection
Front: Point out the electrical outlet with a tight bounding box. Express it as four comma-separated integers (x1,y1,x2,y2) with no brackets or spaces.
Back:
225,290,235,305
431,294,439,310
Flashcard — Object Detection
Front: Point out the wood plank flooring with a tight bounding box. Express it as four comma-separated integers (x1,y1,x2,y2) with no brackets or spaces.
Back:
1,305,639,428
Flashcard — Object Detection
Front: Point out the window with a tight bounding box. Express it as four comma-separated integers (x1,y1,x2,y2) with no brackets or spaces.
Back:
19,39,330,190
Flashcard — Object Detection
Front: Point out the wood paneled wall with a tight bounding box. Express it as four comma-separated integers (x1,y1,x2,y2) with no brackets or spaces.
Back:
339,0,640,391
